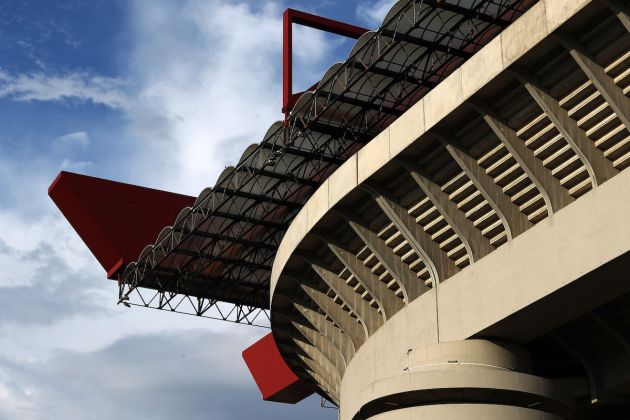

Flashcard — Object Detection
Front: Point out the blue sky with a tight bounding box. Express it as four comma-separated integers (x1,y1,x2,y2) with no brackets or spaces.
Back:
0,1,395,419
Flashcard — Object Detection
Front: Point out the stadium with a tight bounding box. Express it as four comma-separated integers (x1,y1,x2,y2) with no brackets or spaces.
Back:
50,0,630,418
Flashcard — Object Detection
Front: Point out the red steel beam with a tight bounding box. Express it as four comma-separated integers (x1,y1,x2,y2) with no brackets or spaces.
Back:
282,8,369,117
243,333,313,403
49,171,195,279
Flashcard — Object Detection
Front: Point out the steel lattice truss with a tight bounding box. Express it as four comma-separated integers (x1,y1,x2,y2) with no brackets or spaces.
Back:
119,0,534,326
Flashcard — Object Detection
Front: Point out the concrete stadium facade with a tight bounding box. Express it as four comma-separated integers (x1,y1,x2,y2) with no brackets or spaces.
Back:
269,0,630,418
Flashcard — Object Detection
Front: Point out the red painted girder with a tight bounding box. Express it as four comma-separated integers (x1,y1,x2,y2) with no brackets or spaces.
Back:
48,171,195,279
283,8,369,116
243,333,313,403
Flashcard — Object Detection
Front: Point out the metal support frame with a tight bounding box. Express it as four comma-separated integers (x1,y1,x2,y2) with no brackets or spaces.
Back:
170,249,272,271
124,285,270,327
238,166,322,188
380,29,473,58
347,61,438,88
219,187,302,209
287,0,527,147
260,141,347,165
119,0,531,327
183,228,276,251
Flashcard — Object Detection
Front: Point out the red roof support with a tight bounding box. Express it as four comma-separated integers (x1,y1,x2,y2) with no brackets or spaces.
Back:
243,333,313,403
49,171,195,279
282,8,369,118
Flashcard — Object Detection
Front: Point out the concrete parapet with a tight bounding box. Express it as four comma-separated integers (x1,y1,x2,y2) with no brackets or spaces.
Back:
368,404,565,420
268,0,630,415
270,0,598,302
341,340,574,420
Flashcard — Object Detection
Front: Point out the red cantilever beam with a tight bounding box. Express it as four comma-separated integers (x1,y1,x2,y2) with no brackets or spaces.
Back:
283,8,369,116
287,8,370,38
49,171,195,279
243,333,313,403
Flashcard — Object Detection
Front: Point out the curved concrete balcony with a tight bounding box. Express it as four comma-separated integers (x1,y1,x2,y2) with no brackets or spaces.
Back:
270,0,630,418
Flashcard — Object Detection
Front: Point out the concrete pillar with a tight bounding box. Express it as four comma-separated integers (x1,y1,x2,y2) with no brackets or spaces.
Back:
341,340,575,420
368,404,565,420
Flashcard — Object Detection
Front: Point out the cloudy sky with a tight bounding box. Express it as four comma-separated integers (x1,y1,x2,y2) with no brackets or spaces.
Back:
0,0,396,419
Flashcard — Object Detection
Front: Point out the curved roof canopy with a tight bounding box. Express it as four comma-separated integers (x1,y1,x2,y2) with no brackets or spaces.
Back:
119,0,535,326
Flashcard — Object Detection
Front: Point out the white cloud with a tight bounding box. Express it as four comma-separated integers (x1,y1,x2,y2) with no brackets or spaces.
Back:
0,0,336,348
0,2,348,419
123,0,332,195
0,92,248,363
0,185,230,362
0,330,333,420
55,131,90,148
0,69,129,109
356,0,396,27
60,159,93,171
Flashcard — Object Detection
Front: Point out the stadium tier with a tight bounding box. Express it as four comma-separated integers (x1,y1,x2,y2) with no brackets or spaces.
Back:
117,0,534,325
50,0,630,418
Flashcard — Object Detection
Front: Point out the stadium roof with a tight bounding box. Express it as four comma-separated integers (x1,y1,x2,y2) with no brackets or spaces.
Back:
118,0,536,326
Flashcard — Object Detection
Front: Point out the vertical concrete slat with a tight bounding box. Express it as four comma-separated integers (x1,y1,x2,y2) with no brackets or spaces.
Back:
294,302,356,362
470,100,574,214
397,158,494,262
511,68,618,186
339,213,428,302
301,284,368,347
362,184,459,285
293,321,347,374
432,131,533,239
554,32,630,133
298,356,340,405
307,260,384,334
324,239,404,319
292,336,342,389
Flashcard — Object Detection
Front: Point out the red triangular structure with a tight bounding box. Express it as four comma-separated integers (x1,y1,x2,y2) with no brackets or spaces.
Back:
243,333,313,403
49,171,194,279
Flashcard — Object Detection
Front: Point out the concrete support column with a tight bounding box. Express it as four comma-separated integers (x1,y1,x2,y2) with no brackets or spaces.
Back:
368,404,565,420
341,340,575,420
